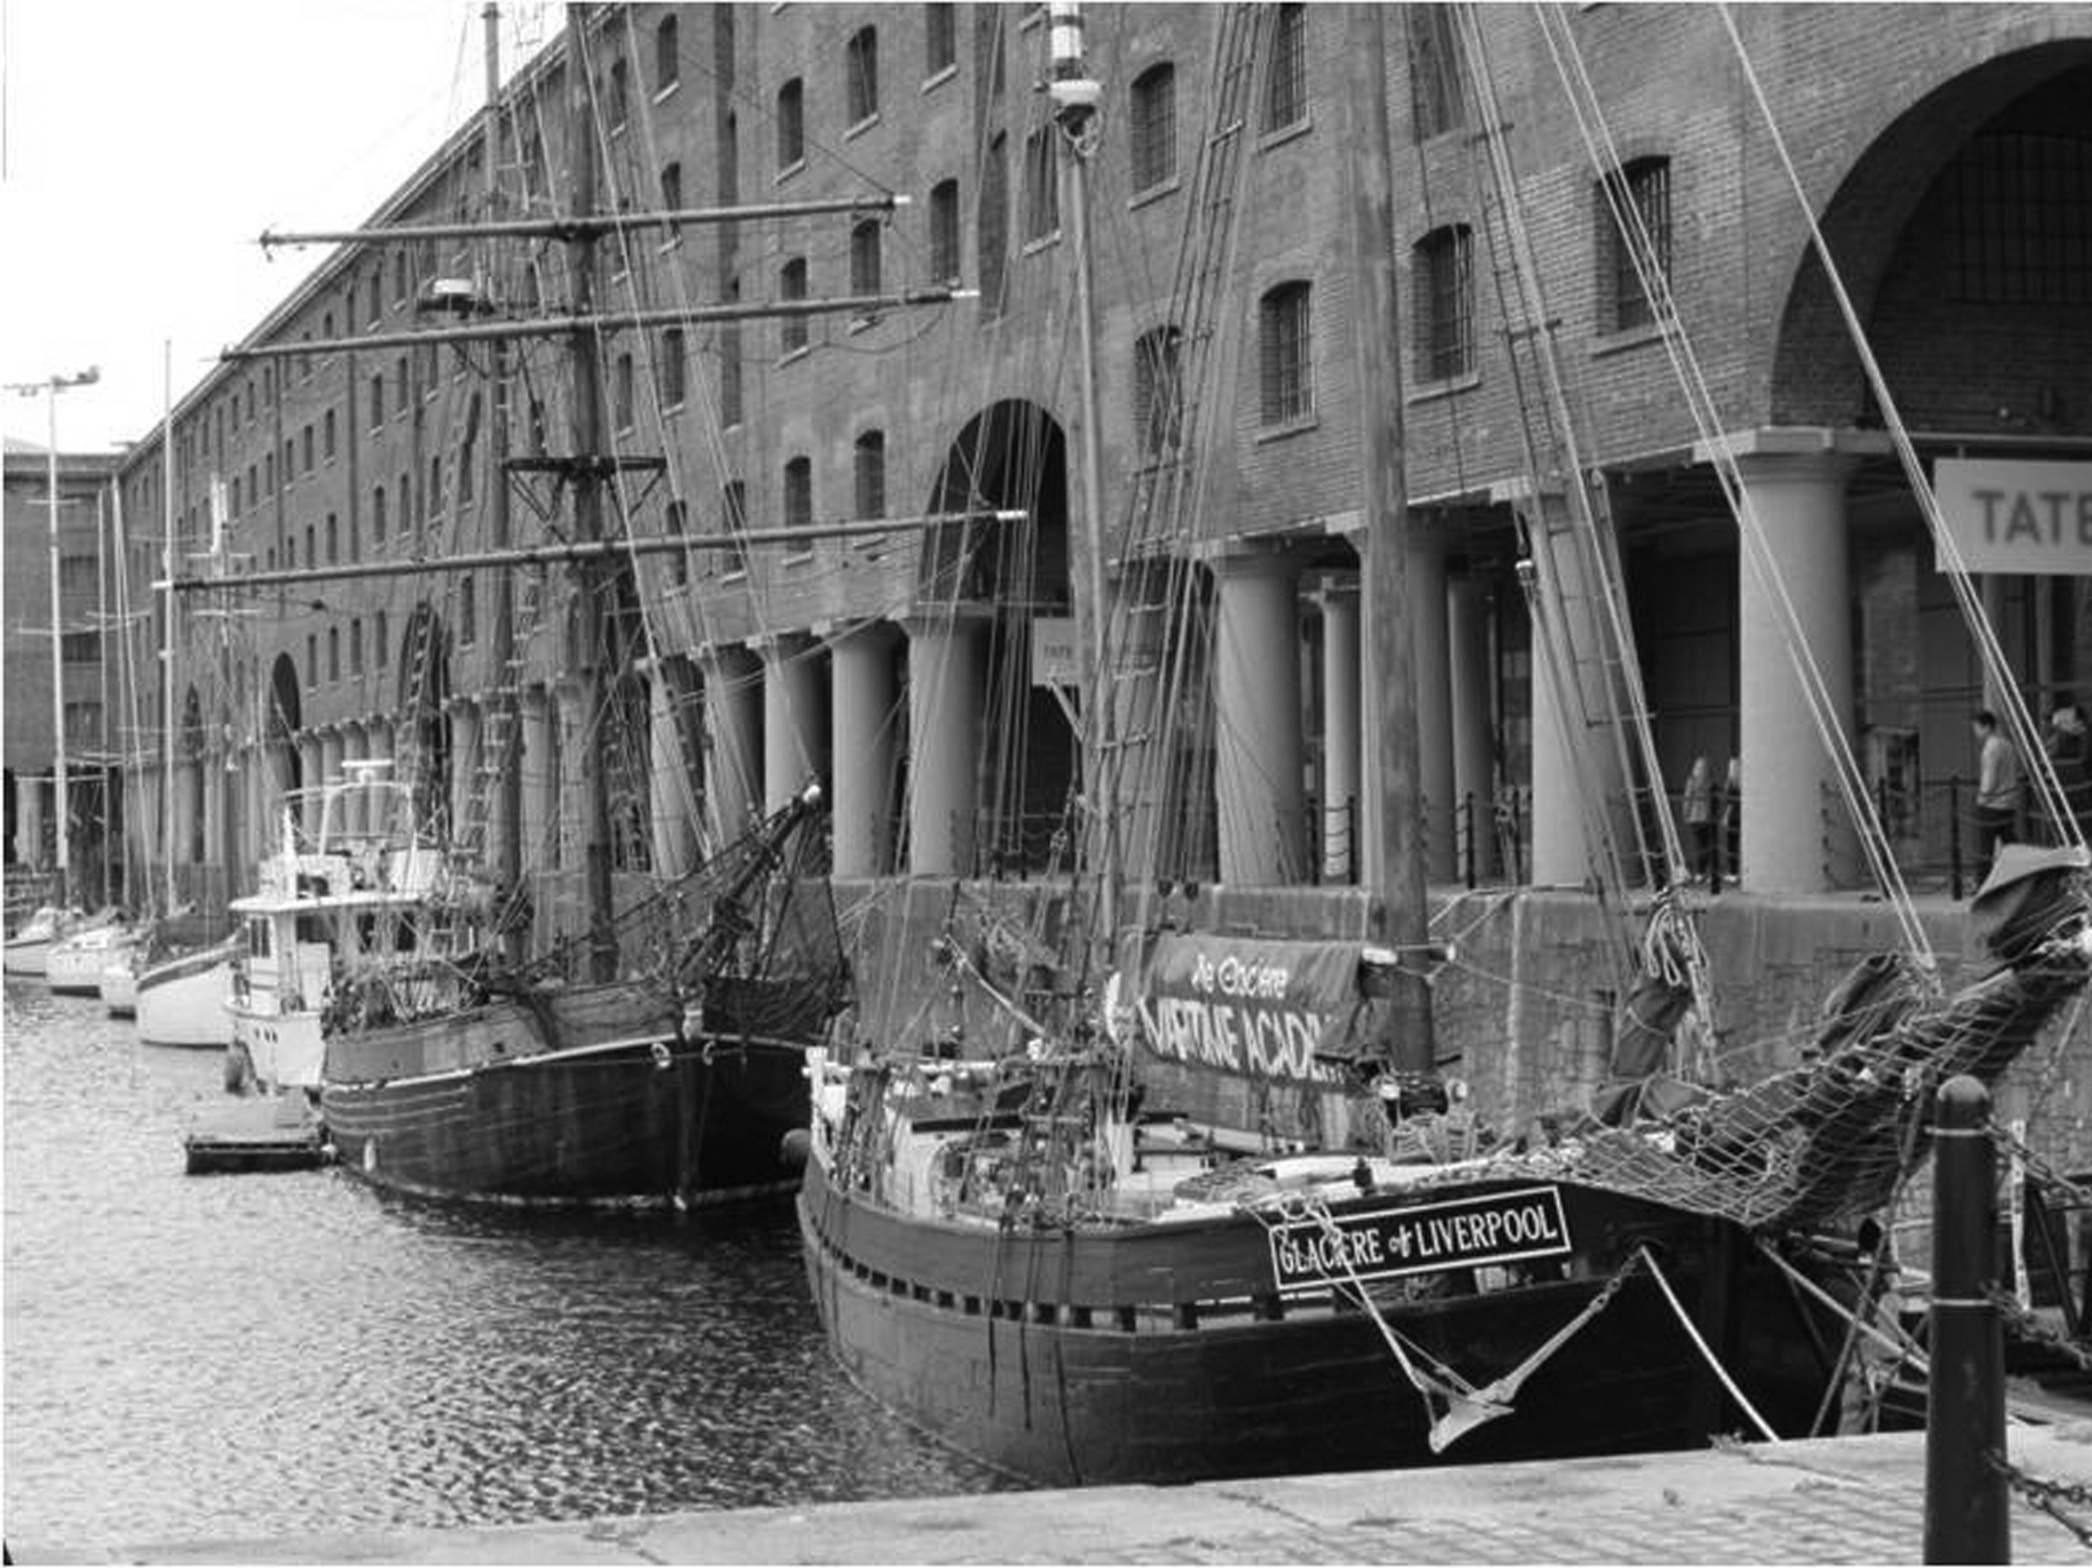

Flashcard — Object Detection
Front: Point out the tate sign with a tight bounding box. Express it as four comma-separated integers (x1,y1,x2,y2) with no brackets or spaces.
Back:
1934,458,2092,577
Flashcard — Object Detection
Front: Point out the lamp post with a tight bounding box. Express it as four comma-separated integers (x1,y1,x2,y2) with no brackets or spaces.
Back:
8,367,101,905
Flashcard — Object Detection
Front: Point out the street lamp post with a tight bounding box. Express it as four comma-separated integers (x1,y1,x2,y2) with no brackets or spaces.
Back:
8,368,101,905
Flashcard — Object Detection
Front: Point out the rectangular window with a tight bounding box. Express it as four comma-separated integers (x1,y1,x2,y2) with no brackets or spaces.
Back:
854,431,886,519
720,323,744,426
980,134,1008,314
929,178,961,283
780,258,809,355
350,619,364,675
459,575,477,646
777,79,805,171
660,327,687,407
613,352,636,429
1131,64,1175,192
783,458,813,545
722,480,749,575
376,610,389,668
655,13,679,94
850,220,882,295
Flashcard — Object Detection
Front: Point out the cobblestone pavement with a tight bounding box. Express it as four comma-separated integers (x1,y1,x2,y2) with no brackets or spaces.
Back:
22,1422,2092,1565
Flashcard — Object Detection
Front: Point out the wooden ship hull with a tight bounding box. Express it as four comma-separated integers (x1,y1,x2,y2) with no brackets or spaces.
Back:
322,982,812,1208
797,1154,1855,1487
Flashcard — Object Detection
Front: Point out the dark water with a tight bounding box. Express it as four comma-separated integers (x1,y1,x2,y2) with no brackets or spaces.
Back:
3,981,1006,1552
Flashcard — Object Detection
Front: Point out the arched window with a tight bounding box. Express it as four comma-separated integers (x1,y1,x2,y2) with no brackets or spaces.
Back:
654,13,679,94
846,26,879,124
613,351,635,429
928,177,961,284
777,78,805,170
1258,282,1313,424
608,57,629,128
1413,224,1474,381
1023,126,1058,241
783,456,813,533
1134,325,1183,455
659,160,682,215
850,218,882,295
373,484,387,542
780,257,809,355
854,430,886,520
1264,5,1307,132
659,327,687,407
1130,63,1176,193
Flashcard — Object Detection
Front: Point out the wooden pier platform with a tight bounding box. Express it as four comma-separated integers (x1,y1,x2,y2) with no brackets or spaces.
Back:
181,1093,330,1175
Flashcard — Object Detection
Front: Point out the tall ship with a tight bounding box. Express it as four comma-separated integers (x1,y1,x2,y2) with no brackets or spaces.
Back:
166,4,982,1206
796,3,2092,1486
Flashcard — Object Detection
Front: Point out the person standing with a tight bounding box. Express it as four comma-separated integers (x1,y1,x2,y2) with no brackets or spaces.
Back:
2042,697,2090,845
1970,708,2024,871
1681,756,1718,891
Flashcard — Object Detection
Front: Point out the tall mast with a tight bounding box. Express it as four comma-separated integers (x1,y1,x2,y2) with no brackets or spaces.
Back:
1047,0,1119,953
484,1,523,960
1345,8,1433,1068
564,3,618,983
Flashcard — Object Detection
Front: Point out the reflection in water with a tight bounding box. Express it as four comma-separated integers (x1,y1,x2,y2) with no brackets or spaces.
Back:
3,982,1005,1550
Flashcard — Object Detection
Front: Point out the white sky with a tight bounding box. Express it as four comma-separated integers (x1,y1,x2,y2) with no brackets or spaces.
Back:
1,0,552,454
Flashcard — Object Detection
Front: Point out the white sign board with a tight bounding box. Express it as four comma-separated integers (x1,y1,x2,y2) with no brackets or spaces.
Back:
1934,458,2092,577
1031,615,1079,687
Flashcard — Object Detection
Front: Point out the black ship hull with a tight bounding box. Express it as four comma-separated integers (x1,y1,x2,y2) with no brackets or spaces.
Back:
797,1154,1855,1487
322,986,810,1208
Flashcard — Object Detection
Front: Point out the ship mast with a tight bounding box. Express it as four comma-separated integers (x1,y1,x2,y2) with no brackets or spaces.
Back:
1345,7,1434,1068
1047,0,1121,961
563,1,619,983
482,2,524,961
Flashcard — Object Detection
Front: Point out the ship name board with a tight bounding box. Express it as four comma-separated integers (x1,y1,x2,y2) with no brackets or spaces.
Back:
1935,458,2092,577
1266,1186,1572,1294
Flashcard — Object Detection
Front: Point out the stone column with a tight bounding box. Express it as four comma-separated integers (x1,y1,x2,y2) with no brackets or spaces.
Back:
646,665,699,879
517,689,552,868
1212,550,1304,886
447,702,481,844
1732,449,1859,891
553,679,587,873
828,620,900,877
1314,575,1362,882
1447,571,1497,881
1517,488,1632,889
701,645,763,848
339,722,368,837
761,633,827,815
905,610,988,876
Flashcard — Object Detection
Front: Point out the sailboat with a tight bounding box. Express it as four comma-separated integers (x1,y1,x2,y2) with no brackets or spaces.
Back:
172,4,978,1205
796,4,2092,1487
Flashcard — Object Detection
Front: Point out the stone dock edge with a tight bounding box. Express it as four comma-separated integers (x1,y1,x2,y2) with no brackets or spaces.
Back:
16,1422,2092,1566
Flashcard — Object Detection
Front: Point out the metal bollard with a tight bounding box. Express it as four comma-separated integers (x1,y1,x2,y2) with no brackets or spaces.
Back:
1923,1075,2009,1565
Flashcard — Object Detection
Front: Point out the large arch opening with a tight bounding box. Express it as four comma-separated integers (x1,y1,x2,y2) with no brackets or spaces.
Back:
920,399,1074,874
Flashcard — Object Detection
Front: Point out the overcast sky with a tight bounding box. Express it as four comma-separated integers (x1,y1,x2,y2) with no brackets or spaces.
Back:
1,0,539,454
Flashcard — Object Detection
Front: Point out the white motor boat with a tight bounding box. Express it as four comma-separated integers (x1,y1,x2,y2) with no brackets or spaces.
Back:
135,937,239,1048
3,905,80,978
46,921,139,996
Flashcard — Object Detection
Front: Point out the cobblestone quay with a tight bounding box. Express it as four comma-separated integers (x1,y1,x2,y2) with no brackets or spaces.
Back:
23,1422,2091,1565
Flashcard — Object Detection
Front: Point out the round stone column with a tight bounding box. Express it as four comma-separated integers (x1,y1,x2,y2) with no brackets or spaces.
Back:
904,610,988,877
1314,576,1361,882
646,663,699,879
761,634,828,815
700,646,763,848
1733,450,1858,892
828,620,900,878
1212,550,1304,886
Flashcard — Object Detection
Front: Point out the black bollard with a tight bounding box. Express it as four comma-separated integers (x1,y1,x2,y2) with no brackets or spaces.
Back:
1923,1075,2009,1565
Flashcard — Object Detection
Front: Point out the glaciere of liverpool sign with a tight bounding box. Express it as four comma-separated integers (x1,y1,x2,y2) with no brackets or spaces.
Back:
1266,1186,1574,1293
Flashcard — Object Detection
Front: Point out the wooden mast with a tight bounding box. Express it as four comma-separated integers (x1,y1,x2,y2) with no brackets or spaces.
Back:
563,2,619,983
1345,6,1434,1070
482,1,524,961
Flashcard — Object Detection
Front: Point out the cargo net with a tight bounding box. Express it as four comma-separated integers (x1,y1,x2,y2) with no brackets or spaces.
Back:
1498,850,2092,1235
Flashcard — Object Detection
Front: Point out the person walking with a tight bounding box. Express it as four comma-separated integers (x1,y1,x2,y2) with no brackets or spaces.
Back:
1970,708,2024,872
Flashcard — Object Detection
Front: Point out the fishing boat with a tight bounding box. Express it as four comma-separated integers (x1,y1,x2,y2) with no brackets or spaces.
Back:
796,3,2092,1488
174,6,943,1207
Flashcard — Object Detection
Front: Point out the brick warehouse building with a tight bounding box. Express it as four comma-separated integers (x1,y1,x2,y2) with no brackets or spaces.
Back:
102,5,2090,1134
3,436,121,904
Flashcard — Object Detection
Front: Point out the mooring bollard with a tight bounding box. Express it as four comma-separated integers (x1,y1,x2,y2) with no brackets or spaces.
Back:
1924,1074,2009,1565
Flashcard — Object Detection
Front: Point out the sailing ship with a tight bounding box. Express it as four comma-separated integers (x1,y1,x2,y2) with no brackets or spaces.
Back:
796,3,2092,1487
170,4,977,1206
